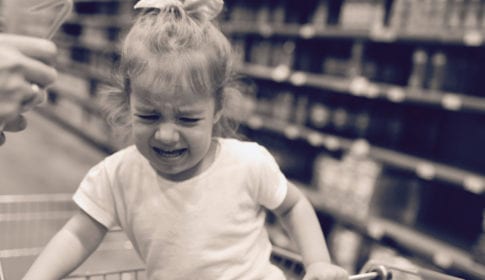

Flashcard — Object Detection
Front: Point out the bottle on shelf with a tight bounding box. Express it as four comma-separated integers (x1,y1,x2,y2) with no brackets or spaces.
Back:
407,48,429,89
309,0,329,28
427,51,447,91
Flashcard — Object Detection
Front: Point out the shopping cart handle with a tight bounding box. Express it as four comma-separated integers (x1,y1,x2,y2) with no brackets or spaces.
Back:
349,263,465,280
348,271,380,280
349,265,390,280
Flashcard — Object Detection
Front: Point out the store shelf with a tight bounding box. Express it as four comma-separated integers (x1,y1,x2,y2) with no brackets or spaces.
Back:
57,32,485,115
222,21,485,47
299,186,485,280
242,115,485,195
238,63,485,114
56,61,112,83
64,13,132,29
48,74,103,117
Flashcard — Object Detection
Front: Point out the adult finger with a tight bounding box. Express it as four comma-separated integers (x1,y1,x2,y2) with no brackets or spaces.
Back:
3,114,27,132
0,34,57,64
19,55,58,87
20,85,47,111
0,75,33,117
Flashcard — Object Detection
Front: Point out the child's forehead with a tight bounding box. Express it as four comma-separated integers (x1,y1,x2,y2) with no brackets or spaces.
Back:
131,77,212,107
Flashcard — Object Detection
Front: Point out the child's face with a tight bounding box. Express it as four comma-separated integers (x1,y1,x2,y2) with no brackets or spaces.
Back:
130,78,221,181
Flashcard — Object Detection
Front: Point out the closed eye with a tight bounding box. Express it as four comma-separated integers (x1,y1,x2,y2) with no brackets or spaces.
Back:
179,117,201,124
135,114,160,121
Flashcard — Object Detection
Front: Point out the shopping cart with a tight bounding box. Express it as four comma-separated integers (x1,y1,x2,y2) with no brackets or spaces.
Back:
0,194,465,280
0,246,465,280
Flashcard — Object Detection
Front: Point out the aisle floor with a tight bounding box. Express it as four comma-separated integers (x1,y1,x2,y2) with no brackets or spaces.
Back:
0,110,105,195
0,111,143,279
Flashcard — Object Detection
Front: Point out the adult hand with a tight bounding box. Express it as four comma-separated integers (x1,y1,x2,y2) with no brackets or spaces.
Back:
0,33,58,145
303,261,349,280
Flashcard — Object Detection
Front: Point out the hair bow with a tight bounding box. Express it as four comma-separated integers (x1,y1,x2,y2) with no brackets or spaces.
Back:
134,0,223,21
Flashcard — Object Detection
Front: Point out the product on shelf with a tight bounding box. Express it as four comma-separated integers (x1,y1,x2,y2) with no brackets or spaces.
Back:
407,48,428,89
310,0,329,27
339,0,385,31
463,0,481,30
308,102,332,130
312,142,382,220
293,95,309,125
472,209,485,264
248,38,272,66
270,39,296,68
427,51,447,91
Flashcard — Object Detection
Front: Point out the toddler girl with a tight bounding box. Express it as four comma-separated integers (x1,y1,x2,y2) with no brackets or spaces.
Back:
24,0,349,279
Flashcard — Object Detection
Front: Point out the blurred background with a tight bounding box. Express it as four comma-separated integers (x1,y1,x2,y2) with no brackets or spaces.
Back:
0,0,484,279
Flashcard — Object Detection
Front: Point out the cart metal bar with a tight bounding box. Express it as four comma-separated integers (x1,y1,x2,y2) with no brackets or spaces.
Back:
383,264,464,280
349,272,379,280
0,259,4,280
0,194,72,203
65,267,145,279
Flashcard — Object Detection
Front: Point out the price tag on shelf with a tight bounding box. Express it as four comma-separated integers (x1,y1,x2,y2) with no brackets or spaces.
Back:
349,77,370,96
416,162,436,180
350,139,371,157
259,24,273,38
289,72,307,86
463,176,484,194
432,252,453,269
324,136,341,151
271,65,290,82
441,94,463,111
365,84,380,98
284,125,300,140
463,30,483,46
386,87,406,103
307,132,325,147
370,26,397,42
299,24,316,39
247,115,264,130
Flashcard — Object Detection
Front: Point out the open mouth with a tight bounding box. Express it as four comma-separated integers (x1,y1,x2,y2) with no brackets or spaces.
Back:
153,147,187,159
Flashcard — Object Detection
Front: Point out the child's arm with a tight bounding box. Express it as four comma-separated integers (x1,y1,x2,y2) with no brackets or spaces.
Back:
273,182,348,280
23,208,108,280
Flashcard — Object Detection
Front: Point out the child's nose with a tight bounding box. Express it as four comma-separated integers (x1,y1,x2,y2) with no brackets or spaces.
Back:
154,123,180,144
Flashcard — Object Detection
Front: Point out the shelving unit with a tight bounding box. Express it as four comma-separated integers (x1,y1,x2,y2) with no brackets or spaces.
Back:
238,63,485,113
240,115,485,195
222,0,485,279
7,0,481,279
297,185,485,280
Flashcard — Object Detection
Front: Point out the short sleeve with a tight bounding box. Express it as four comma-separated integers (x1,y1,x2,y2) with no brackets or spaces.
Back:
252,145,288,210
73,160,118,229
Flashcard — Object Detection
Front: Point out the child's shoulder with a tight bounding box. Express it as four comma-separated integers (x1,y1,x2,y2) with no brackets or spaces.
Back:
105,145,138,160
218,138,269,160
101,145,142,169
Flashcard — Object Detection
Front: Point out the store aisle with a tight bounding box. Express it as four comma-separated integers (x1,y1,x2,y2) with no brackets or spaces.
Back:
0,112,144,279
0,110,106,195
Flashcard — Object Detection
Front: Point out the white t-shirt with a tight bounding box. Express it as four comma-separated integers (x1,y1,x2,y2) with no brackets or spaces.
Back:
73,138,288,279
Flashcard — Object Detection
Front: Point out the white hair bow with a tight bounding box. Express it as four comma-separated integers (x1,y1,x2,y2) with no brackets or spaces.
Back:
134,0,223,21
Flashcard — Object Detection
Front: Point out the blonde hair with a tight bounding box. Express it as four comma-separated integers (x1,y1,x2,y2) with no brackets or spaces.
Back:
103,4,241,142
